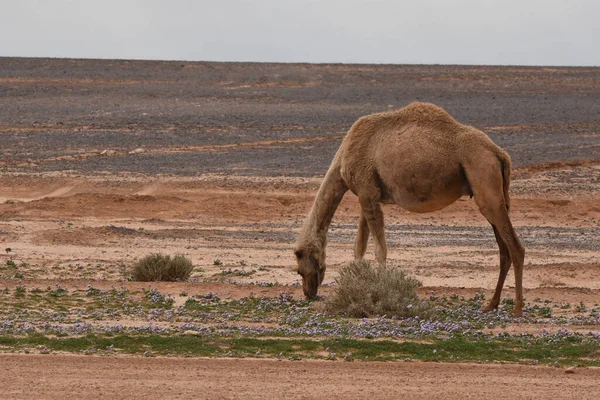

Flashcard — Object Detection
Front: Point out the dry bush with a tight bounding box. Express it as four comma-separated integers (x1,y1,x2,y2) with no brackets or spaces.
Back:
325,260,432,318
131,253,194,282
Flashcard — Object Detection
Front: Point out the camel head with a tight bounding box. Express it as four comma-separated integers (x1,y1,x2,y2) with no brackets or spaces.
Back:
293,245,326,299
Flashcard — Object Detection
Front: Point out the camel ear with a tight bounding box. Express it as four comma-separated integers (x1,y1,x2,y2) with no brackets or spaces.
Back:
294,249,303,259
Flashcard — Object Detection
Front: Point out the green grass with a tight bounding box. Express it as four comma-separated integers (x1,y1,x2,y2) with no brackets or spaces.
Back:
2,284,600,366
0,335,219,356
1,334,598,366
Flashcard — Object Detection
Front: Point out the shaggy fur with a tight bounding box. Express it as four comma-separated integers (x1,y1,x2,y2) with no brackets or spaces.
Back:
294,102,525,316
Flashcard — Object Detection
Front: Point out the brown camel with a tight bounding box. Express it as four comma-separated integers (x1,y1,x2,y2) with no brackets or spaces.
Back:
294,102,525,316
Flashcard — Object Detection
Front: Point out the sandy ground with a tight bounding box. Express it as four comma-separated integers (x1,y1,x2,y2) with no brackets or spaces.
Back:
2,354,600,400
1,171,598,295
1,58,599,398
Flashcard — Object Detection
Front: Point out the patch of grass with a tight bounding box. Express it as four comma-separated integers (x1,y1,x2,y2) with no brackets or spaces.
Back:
181,293,310,323
218,268,255,277
325,260,432,318
528,304,553,318
254,281,278,287
3,280,600,367
1,334,598,366
0,334,220,356
576,301,588,313
49,285,68,298
142,288,174,308
14,286,26,298
131,253,194,282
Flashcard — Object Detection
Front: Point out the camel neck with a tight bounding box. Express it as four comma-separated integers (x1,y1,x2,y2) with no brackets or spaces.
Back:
301,157,347,240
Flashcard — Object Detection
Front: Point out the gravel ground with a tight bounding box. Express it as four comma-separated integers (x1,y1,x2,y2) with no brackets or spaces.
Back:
1,58,599,176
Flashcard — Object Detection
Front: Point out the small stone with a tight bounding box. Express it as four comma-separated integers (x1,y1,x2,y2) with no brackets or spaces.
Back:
100,149,117,156
129,148,145,154
565,367,576,374
182,330,200,336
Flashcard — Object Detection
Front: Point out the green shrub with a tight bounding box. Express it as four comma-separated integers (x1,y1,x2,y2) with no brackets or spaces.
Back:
325,260,432,318
131,253,194,282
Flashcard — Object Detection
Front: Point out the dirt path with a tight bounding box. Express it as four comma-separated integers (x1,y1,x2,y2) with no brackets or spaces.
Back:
1,354,599,400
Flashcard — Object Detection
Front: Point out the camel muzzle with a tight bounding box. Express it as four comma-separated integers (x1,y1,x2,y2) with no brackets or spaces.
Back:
302,270,321,299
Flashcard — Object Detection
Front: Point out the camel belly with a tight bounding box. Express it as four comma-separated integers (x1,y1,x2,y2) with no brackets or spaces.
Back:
387,190,463,213
381,170,472,213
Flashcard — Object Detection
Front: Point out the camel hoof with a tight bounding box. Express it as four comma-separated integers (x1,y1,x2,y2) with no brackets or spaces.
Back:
305,295,323,301
481,305,497,313
512,309,523,317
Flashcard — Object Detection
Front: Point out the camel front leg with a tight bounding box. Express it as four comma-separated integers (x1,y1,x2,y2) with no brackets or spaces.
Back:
354,211,370,260
359,197,387,265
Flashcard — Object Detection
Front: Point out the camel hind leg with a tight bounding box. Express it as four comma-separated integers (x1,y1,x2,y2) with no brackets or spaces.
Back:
354,211,370,260
467,160,525,316
482,226,512,312
486,211,524,316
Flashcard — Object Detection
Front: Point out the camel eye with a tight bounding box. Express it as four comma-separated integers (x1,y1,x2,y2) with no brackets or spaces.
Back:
294,249,303,259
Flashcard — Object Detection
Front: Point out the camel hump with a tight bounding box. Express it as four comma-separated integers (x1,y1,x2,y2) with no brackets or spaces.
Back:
400,102,459,126
349,102,460,135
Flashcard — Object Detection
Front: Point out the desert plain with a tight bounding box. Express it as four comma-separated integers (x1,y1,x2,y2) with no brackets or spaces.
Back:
0,58,600,399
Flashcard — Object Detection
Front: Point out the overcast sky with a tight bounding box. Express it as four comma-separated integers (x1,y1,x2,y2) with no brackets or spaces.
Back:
0,0,598,66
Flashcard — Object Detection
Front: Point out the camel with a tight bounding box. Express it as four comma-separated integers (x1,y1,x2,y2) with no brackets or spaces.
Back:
294,102,525,316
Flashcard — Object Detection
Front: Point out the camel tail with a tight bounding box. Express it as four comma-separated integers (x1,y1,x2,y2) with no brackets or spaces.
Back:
496,150,512,212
